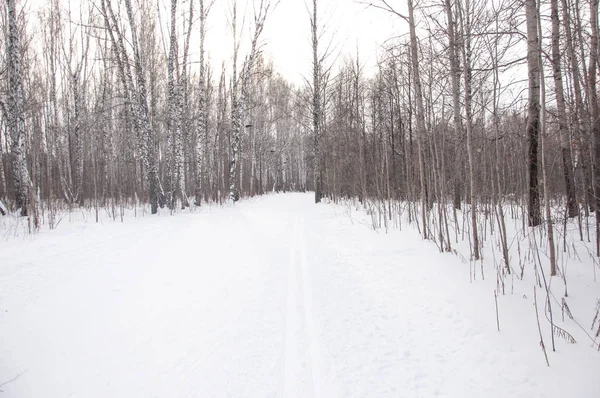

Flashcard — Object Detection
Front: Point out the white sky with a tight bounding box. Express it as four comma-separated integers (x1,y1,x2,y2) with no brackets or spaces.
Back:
208,0,404,86
26,0,405,87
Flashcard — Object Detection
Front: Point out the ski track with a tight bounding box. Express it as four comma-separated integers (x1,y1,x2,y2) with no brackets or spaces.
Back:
0,193,598,397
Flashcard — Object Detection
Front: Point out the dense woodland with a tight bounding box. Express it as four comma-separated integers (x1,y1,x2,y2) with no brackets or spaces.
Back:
1,0,600,270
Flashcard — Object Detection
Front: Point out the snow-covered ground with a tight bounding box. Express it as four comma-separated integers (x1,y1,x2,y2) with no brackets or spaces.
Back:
0,193,598,397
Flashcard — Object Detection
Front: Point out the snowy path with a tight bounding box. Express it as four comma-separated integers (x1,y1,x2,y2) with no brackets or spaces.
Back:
0,193,598,397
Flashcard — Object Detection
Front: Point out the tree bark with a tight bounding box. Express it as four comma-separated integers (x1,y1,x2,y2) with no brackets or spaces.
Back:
123,0,164,213
6,0,31,216
589,0,600,254
312,0,322,203
407,0,429,239
166,0,179,209
456,0,480,259
540,0,558,276
525,0,541,227
196,0,208,205
551,0,578,218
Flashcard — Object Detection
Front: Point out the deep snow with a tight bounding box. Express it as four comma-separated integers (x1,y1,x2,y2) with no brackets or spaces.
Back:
0,193,598,397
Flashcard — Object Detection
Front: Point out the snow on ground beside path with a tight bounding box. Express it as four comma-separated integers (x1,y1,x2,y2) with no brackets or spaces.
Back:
0,193,598,397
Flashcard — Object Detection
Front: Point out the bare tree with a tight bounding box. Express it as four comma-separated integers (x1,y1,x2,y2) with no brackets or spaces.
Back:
551,0,578,218
454,0,480,259
406,0,429,239
195,0,213,205
165,0,187,209
101,0,164,213
589,0,600,253
311,0,322,203
538,0,557,276
525,0,541,227
229,0,274,202
5,0,31,216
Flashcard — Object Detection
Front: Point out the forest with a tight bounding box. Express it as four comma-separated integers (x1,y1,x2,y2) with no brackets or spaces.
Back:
2,1,600,394
1,0,600,270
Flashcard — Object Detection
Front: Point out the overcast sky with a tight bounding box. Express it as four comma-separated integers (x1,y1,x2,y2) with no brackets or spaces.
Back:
222,0,404,86
26,0,405,87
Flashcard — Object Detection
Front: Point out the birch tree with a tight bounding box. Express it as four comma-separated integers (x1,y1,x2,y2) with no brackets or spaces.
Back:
229,0,274,202
407,0,430,239
525,0,541,227
101,0,164,213
311,0,322,203
538,0,557,275
195,0,213,205
589,0,600,253
5,0,31,216
166,0,187,209
551,0,578,218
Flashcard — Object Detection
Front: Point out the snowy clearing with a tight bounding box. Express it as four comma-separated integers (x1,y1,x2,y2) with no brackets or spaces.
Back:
1,193,599,397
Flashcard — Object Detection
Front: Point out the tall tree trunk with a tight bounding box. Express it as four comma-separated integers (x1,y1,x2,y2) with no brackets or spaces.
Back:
551,0,578,218
561,0,589,216
490,6,511,274
166,0,179,209
99,39,112,203
444,0,463,213
407,0,429,239
312,0,322,203
6,0,31,216
195,0,208,205
102,0,164,213
123,0,164,213
589,0,600,254
525,0,541,227
229,1,240,202
175,60,187,209
49,0,63,203
178,0,194,209
0,122,6,200
70,71,83,204
456,0,480,259
540,0,558,276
